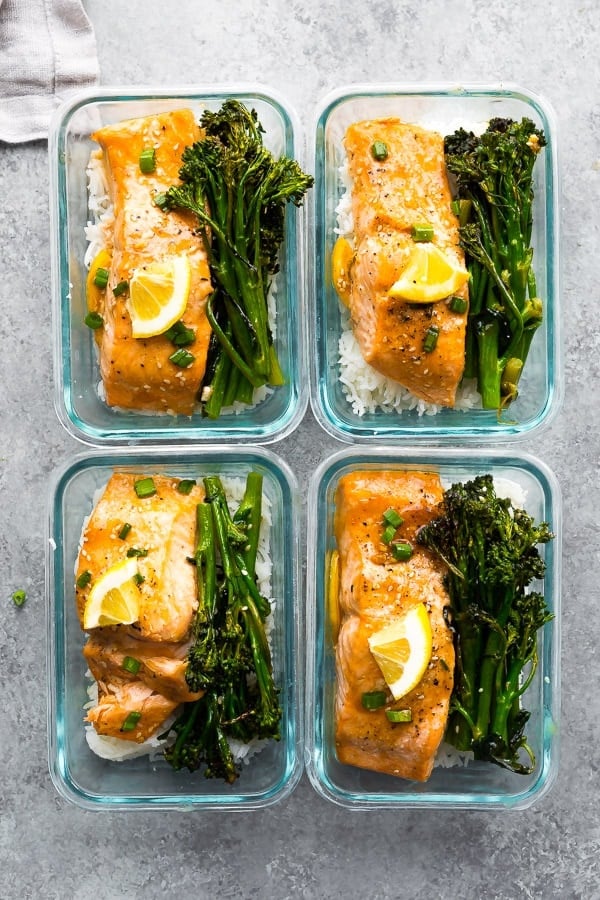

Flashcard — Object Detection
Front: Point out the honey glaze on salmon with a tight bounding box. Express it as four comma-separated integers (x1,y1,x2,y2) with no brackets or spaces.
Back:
334,470,454,781
344,118,468,407
75,473,204,742
91,109,213,415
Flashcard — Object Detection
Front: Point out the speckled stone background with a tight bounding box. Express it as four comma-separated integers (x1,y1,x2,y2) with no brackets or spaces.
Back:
0,0,597,897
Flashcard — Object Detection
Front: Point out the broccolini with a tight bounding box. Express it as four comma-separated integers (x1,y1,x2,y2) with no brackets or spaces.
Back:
444,118,546,411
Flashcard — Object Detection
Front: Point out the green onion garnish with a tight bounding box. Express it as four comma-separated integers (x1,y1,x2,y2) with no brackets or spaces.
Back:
371,140,388,161
165,321,196,347
122,656,141,675
84,311,104,330
113,280,129,297
423,326,440,353
153,191,169,210
134,477,156,499
451,198,472,226
361,691,387,710
386,708,412,723
126,547,148,558
169,348,195,368
448,295,467,314
118,523,132,540
392,541,413,561
121,711,142,732
133,572,145,586
12,589,27,607
439,658,450,672
93,267,109,289
382,508,403,528
382,524,397,545
76,571,92,589
139,148,156,174
411,223,434,242
177,479,196,495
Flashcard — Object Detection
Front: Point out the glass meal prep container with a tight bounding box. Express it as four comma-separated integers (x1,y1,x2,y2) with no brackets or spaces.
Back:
310,83,561,443
305,446,561,809
49,86,308,445
46,446,302,810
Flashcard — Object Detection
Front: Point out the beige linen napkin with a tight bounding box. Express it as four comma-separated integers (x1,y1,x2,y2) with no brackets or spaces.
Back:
0,0,99,143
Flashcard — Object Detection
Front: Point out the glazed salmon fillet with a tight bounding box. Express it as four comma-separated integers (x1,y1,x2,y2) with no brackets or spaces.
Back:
344,118,468,406
91,109,213,414
75,473,204,642
333,470,454,782
75,472,204,741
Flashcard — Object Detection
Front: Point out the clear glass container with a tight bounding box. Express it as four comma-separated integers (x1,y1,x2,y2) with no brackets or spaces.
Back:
310,84,561,442
46,446,302,810
49,86,308,444
306,446,560,809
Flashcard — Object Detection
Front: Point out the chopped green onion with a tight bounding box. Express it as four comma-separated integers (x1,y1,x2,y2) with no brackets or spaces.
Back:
448,295,468,314
118,523,132,540
177,479,196,495
126,547,148,558
165,321,196,347
411,223,434,242
113,280,129,297
392,541,413,561
382,524,397,544
371,140,388,161
386,708,412,723
122,656,141,675
76,570,92,589
361,691,387,710
169,348,195,368
450,198,472,226
133,572,145,586
134,477,156,499
382,508,403,528
12,589,27,607
139,148,156,174
423,326,440,354
439,658,450,672
93,267,109,289
121,711,142,732
153,191,169,210
84,311,104,330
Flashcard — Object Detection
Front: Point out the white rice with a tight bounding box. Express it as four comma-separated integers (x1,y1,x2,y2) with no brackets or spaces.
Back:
334,159,482,417
84,476,274,766
85,150,276,415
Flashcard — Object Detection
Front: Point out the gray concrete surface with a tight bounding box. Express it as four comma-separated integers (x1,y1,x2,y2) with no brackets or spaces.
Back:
0,0,597,897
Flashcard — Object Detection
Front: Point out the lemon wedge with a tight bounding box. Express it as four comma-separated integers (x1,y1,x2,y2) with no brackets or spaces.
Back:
128,254,192,338
331,236,354,307
388,243,469,303
368,603,432,700
86,248,112,313
328,549,341,642
83,558,141,630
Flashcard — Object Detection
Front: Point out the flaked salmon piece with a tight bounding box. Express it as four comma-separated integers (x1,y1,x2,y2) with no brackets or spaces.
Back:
75,472,204,642
91,108,213,414
86,680,179,743
334,470,454,782
344,118,468,407
83,631,202,704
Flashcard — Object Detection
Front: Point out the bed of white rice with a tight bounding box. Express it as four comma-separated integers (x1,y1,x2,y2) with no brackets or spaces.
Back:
85,153,275,416
334,160,482,418
83,475,274,766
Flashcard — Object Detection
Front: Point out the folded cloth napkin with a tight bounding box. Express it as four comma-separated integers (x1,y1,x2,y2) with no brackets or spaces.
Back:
0,0,98,143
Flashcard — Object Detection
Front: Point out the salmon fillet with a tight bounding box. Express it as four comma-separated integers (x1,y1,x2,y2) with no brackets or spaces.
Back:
91,109,213,414
344,118,468,407
75,472,205,741
334,470,454,782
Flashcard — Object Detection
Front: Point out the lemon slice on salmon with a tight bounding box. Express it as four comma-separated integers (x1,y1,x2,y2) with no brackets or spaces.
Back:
86,248,112,313
331,236,354,307
128,254,192,338
368,603,432,700
388,243,469,303
83,558,141,630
